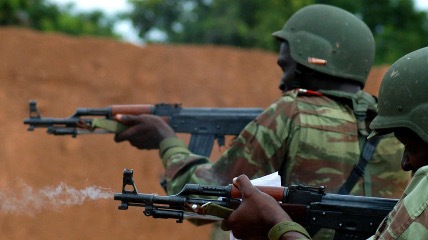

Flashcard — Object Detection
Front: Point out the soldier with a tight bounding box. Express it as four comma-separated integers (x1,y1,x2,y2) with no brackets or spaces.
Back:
221,46,428,240
114,4,410,239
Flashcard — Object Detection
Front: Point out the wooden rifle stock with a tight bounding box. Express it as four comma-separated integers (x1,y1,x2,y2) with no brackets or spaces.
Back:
230,185,309,226
110,104,155,115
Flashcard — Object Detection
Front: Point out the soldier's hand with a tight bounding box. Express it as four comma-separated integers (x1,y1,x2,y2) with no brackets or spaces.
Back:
114,114,176,150
221,175,291,240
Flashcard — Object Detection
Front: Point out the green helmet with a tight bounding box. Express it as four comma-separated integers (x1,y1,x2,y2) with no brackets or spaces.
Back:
369,47,428,143
272,4,375,87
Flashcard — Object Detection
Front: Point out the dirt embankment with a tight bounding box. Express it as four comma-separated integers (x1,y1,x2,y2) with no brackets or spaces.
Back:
0,27,387,240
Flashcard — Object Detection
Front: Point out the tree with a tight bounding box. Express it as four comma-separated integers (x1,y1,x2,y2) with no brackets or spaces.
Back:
124,0,312,51
0,0,119,39
125,0,428,64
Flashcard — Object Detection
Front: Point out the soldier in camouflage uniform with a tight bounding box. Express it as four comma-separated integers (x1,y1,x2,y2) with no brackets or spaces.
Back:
114,4,410,239
221,46,428,240
367,46,428,239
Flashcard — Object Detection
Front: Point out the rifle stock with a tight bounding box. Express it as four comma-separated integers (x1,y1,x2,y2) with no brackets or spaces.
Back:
23,100,263,156
114,169,397,240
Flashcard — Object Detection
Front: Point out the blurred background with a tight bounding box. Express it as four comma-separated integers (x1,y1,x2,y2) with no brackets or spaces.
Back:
3,0,428,63
1,0,427,239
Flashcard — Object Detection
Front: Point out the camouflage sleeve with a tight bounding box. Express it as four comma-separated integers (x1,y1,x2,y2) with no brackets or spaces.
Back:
373,165,428,239
159,137,212,194
160,94,298,195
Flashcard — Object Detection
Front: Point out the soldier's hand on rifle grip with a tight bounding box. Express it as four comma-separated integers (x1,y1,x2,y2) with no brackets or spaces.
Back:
221,175,293,240
114,114,176,150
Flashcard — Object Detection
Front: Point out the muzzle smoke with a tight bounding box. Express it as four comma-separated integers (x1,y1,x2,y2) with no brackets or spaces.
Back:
0,179,113,216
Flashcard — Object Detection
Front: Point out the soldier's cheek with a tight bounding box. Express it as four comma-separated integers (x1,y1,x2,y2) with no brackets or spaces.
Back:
400,151,413,172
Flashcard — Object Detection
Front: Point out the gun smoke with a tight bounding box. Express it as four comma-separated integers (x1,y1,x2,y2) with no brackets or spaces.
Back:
0,180,113,216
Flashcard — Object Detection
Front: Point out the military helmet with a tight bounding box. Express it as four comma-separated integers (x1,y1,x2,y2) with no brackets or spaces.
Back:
272,4,375,87
369,47,428,143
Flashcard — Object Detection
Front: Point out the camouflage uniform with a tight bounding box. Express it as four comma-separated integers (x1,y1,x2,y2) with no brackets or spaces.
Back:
366,47,428,240
160,89,410,239
157,5,412,239
368,165,428,239
161,89,409,197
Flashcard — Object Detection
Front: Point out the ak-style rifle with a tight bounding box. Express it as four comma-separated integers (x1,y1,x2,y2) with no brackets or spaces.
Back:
114,169,397,240
23,100,263,156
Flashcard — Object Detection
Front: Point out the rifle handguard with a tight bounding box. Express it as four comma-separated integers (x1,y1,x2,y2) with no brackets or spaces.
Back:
200,203,234,219
91,119,128,133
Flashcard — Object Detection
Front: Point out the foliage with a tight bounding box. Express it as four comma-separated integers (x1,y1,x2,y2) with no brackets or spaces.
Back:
125,0,428,64
2,0,427,64
124,0,311,51
0,0,118,39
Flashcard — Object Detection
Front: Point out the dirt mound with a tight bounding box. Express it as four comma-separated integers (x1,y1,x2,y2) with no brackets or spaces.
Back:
0,27,387,240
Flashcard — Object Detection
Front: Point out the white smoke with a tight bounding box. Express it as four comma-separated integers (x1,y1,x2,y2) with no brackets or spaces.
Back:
0,180,113,216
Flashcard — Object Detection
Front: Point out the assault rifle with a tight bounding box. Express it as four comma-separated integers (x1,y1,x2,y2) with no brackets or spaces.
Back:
23,100,263,156
114,169,397,240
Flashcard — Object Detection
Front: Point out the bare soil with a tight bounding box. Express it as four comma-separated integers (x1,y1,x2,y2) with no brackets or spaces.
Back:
0,27,388,240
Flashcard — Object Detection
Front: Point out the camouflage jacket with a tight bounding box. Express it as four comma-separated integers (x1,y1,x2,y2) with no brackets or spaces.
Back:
369,165,428,239
160,89,410,197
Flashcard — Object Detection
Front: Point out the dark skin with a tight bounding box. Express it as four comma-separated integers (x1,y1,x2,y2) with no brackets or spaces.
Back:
220,175,304,240
114,114,175,149
277,41,299,93
394,128,428,173
221,128,428,240
277,41,361,94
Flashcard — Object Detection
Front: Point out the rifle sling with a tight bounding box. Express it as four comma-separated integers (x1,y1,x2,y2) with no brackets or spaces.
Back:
337,136,381,195
320,90,380,195
308,136,381,238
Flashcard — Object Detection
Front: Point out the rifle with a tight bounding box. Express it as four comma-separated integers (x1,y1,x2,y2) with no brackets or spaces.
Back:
23,100,263,156
114,169,397,240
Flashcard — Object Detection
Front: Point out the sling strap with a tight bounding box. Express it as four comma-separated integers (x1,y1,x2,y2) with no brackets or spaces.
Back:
337,136,381,195
307,90,381,237
320,90,379,195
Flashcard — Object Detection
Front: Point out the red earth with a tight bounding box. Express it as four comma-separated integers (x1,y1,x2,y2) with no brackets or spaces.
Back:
0,27,388,240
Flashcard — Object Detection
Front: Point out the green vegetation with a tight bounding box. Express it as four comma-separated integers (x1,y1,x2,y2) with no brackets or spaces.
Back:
2,0,428,64
0,0,119,39
125,0,428,64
